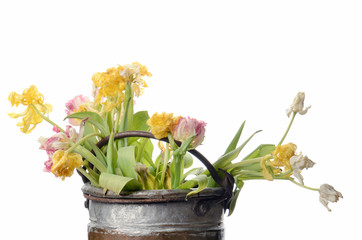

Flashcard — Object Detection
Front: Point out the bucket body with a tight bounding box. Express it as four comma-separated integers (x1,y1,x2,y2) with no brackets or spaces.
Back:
82,183,225,240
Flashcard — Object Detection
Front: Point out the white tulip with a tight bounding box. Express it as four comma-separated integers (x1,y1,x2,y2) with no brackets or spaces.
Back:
286,92,311,117
290,154,315,185
319,184,343,212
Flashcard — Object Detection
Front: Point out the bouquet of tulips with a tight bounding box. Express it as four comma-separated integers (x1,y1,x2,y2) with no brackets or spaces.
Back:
8,62,342,214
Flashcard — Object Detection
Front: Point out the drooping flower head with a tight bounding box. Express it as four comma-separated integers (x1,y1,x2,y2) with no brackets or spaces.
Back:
260,155,274,181
8,85,53,133
290,153,315,185
39,125,80,172
319,184,343,211
51,150,83,180
120,62,152,97
65,95,91,125
286,92,311,117
272,143,297,172
172,117,207,148
147,112,180,139
92,62,151,112
92,65,127,105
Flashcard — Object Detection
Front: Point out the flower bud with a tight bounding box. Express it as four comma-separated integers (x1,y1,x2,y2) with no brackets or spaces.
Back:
286,92,311,117
319,184,343,211
172,117,206,149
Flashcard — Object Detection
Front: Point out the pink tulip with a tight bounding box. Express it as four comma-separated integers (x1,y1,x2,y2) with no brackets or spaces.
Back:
39,125,79,172
65,95,90,125
172,117,206,148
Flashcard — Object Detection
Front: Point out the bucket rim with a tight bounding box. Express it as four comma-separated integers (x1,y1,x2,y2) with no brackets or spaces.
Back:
82,182,225,204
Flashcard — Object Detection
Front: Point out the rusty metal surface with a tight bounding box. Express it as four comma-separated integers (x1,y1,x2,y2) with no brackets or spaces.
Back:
88,228,224,240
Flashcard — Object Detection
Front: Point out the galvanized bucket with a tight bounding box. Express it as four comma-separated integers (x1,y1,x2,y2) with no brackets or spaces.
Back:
80,131,234,239
82,183,226,240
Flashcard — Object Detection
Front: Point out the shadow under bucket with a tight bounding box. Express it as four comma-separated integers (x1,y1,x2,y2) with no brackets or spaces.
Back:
82,183,226,240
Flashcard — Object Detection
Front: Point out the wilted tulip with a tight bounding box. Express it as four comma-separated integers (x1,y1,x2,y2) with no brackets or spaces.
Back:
290,154,315,185
286,92,311,117
65,95,90,126
319,184,343,211
172,117,206,149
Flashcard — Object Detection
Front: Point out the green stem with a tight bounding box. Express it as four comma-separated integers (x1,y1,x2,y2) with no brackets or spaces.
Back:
172,155,182,189
160,145,170,189
288,177,320,191
67,132,102,153
278,111,297,146
77,167,100,187
106,131,115,173
136,138,152,165
30,104,64,132
114,106,122,133
242,177,271,180
118,97,132,148
167,132,178,150
170,135,194,189
108,109,115,132
277,169,293,178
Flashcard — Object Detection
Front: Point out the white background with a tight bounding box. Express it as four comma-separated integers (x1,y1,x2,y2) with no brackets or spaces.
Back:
1,1,361,239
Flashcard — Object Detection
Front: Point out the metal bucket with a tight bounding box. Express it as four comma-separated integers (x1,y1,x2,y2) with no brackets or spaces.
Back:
82,183,226,240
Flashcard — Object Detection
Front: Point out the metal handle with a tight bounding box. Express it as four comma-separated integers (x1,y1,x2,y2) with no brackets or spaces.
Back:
82,131,235,209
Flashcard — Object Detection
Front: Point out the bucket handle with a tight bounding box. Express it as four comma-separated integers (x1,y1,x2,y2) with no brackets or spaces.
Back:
87,131,234,209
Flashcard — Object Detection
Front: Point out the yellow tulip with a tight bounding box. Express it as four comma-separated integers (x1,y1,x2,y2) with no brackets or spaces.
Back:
8,85,52,134
92,63,151,112
51,150,83,180
272,143,297,172
147,112,180,139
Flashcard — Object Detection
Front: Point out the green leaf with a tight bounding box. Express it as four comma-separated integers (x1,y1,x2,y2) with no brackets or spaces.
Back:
242,144,276,160
181,167,203,182
178,174,209,198
99,172,142,194
174,136,194,155
207,175,218,188
125,83,134,131
117,146,138,179
202,130,261,176
224,121,245,155
132,111,150,131
86,166,100,182
230,162,261,174
105,111,113,133
89,141,107,167
127,111,151,144
228,179,244,216
73,145,107,173
143,139,154,165
106,131,115,174
82,122,98,150
134,138,155,168
115,168,123,176
119,83,134,132
65,111,110,137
